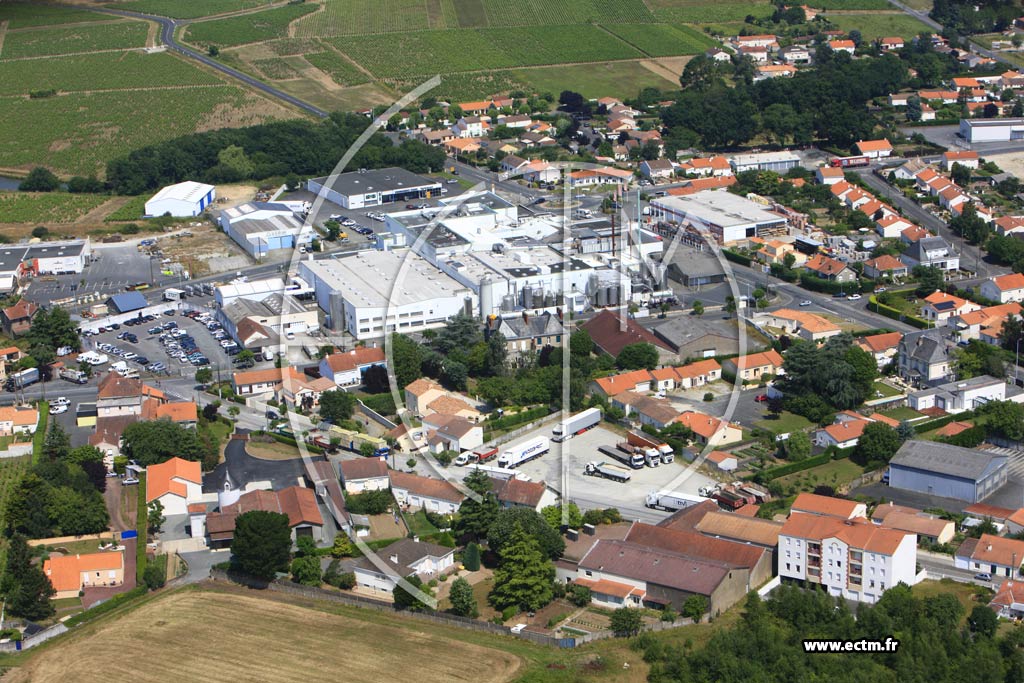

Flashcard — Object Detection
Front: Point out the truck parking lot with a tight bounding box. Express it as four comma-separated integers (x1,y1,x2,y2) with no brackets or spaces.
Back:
456,423,719,524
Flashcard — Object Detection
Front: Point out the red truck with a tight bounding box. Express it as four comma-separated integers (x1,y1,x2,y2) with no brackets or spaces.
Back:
713,489,747,510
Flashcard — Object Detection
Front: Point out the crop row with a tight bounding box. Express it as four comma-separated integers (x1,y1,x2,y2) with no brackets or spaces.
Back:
0,2,110,29
304,51,371,86
601,22,716,57
184,3,319,47
104,195,149,222
479,0,654,27
295,0,434,36
0,192,109,223
1,20,149,59
651,0,773,24
391,70,528,103
111,0,266,19
0,51,222,96
336,24,642,78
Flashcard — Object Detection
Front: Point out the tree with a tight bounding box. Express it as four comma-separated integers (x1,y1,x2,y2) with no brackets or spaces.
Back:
913,265,945,297
448,577,478,617
43,422,71,461
148,500,165,534
237,349,256,366
331,532,356,558
854,422,902,469
231,510,292,581
569,329,594,358
463,541,481,571
949,203,989,244
217,145,254,179
568,584,592,607
780,431,811,462
195,368,213,384
487,507,565,560
615,342,659,370
319,390,356,423
488,524,555,611
440,359,468,391
541,503,582,530
143,561,166,590
362,364,389,394
897,420,915,442
906,95,922,122
19,167,60,192
8,563,55,620
1,533,31,597
207,44,219,56
456,471,498,541
391,333,423,389
345,489,392,515
682,594,708,622
692,300,705,316
394,575,433,612
122,420,204,466
968,605,998,638
849,29,863,47
950,162,971,187
558,90,585,112
290,555,323,586
609,607,644,637
202,403,220,422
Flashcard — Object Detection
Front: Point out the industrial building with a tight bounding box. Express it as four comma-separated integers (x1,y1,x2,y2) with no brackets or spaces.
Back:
217,291,319,354
145,181,215,217
306,167,442,210
960,118,1024,143
888,440,1009,503
220,202,313,259
0,239,91,290
729,151,801,173
650,190,790,244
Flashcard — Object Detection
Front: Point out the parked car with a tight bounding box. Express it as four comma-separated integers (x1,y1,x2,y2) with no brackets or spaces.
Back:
754,394,768,403
975,573,993,582
847,294,862,301
50,405,68,414
799,300,812,307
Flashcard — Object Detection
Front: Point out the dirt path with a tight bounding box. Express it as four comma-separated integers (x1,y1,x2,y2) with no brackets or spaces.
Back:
0,20,8,58
288,2,323,38
104,479,137,533
76,196,123,224
639,56,690,83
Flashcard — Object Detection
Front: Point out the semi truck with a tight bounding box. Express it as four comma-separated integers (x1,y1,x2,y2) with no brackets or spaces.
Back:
599,445,644,469
497,436,549,468
552,407,601,442
627,431,674,463
465,463,530,481
58,368,88,384
163,288,185,302
584,461,631,483
4,368,39,391
327,426,390,458
645,489,705,511
454,445,498,466
712,488,747,510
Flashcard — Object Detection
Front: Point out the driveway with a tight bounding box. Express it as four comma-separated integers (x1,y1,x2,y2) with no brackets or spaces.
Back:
203,431,325,493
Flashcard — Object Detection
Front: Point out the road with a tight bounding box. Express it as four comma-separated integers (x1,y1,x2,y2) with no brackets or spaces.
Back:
917,550,995,587
889,0,1016,70
85,6,328,118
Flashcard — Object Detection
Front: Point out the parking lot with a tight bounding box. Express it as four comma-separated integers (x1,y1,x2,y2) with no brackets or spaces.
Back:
455,424,719,524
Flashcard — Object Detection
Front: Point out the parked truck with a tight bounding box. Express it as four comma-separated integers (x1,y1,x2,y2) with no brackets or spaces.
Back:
552,407,601,442
454,445,498,466
465,464,530,482
584,461,631,483
599,445,645,469
712,488,747,510
327,426,390,458
4,368,39,392
627,431,673,464
497,436,549,468
58,368,88,384
645,489,705,511
163,288,185,302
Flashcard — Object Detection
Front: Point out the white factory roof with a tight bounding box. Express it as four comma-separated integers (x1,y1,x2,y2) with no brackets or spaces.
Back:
730,151,800,165
148,181,214,204
216,277,289,300
302,250,467,307
653,190,787,228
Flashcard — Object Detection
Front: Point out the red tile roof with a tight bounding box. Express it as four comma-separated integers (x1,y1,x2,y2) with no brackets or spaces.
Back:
593,369,653,396
579,310,673,356
389,470,465,503
44,551,123,593
323,347,386,373
146,457,201,503
791,492,863,519
339,458,388,482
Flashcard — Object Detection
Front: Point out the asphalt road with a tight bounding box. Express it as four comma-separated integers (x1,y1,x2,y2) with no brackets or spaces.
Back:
85,6,328,118
888,0,1016,70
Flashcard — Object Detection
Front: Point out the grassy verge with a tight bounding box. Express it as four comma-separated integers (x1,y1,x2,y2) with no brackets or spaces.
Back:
775,457,865,493
136,473,147,584
879,407,925,421
32,401,48,465
871,381,902,399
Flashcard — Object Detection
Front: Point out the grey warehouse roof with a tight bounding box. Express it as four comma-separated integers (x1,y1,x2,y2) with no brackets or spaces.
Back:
309,167,440,197
890,440,1008,481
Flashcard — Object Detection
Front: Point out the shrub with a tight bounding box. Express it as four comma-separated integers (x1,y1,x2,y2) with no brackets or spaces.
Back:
463,542,481,571
143,559,166,591
568,584,592,606
501,605,517,621
345,489,392,515
703,392,714,402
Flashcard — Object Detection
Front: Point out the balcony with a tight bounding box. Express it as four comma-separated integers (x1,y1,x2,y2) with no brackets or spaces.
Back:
851,564,863,576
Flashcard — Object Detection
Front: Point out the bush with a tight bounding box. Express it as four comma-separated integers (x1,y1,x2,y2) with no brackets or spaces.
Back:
345,489,392,515
485,406,548,432
568,584,592,607
361,393,397,416
702,392,714,402
143,558,166,590
723,249,752,266
501,605,518,621
463,542,481,571
868,295,930,329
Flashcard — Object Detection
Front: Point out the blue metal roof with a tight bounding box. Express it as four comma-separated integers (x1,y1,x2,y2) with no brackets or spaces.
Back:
106,292,148,313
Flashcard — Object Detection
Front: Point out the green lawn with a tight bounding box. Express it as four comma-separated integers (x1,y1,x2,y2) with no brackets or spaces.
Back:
880,406,925,421
775,457,865,492
827,13,934,41
912,579,992,624
754,411,815,435
39,537,118,556
512,61,677,99
871,381,903,399
405,509,440,538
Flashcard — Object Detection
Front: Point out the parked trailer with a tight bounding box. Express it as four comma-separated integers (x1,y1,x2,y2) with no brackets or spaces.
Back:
599,445,645,469
455,445,498,466
627,431,673,463
4,368,39,391
645,490,705,511
58,368,88,384
584,461,631,483
552,407,601,442
163,288,185,302
829,155,870,168
327,426,390,457
465,464,530,482
713,489,747,510
497,436,549,468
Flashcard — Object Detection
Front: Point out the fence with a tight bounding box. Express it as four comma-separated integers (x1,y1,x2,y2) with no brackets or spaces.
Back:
208,569,580,648
358,402,396,430
0,443,32,459
842,468,885,494
0,623,67,652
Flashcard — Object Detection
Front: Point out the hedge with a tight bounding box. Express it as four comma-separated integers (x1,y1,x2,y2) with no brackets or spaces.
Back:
759,452,832,481
136,473,148,584
32,401,48,465
798,273,873,295
269,432,323,453
913,410,975,434
485,406,548,432
64,586,148,628
361,393,396,417
867,295,930,329
723,249,753,267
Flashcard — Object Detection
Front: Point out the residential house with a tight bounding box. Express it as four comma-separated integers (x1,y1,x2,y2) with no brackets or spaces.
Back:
232,367,301,396
888,92,913,106
982,272,1024,304
389,470,464,514
863,254,909,279
649,367,681,393
567,167,633,188
674,411,742,447
0,405,38,436
955,534,1024,578
755,64,797,80
44,551,125,599
452,116,487,138
903,235,960,271
580,310,675,359
918,89,959,104
705,47,732,62
908,374,1015,413
319,347,386,387
492,312,564,357
0,300,37,337
791,492,868,519
339,458,390,493
901,224,932,244
721,349,784,382
205,486,324,547
814,416,872,449
879,36,905,50
898,328,953,385
499,155,530,175
493,477,556,511
611,391,682,430
734,34,778,49
778,514,917,603
943,150,981,171
275,374,336,409
418,128,455,146
679,156,733,177
146,456,202,516
804,253,857,282
352,537,455,594
404,378,446,416
829,39,856,55
521,160,560,183
673,359,722,389
760,308,842,342
421,413,483,453
591,369,653,398
994,216,1024,237
737,45,770,62
779,44,812,63
816,166,846,185
949,302,1022,343
639,159,675,180
855,331,903,369
95,371,166,418
938,186,969,212
855,139,894,159
991,580,1024,619
875,214,914,239
872,504,955,544
921,290,980,326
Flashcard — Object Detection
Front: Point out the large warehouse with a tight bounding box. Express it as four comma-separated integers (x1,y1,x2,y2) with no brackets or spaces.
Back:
306,168,442,210
297,249,471,340
220,202,313,259
960,118,1024,143
888,440,1008,503
145,181,215,217
0,240,91,291
651,190,790,244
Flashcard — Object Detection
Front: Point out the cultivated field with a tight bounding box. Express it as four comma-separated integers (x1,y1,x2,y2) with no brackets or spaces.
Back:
602,22,715,57
0,193,111,223
0,20,149,59
646,0,773,24
512,61,680,99
6,589,524,683
106,0,267,18
303,50,371,86
182,3,319,47
827,13,933,40
0,2,112,28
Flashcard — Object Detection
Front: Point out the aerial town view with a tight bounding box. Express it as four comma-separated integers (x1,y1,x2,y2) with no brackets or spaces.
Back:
4,0,1024,680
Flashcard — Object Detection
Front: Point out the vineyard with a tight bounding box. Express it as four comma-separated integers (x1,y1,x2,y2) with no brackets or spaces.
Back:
183,3,319,48
512,61,678,99
104,194,149,222
335,24,642,78
602,22,716,57
392,71,528,103
0,456,30,582
252,57,304,80
648,0,773,24
295,0,434,36
0,52,222,96
0,20,150,59
828,13,933,40
303,51,371,86
107,0,268,19
0,192,110,223
0,2,111,28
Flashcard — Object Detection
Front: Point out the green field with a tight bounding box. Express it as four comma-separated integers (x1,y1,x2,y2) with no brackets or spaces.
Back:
649,0,773,24
828,13,933,40
511,61,675,99
0,3,111,28
755,411,815,435
775,457,865,492
0,86,285,176
184,3,319,47
0,193,109,223
0,52,221,96
104,195,149,222
252,57,303,79
395,71,528,103
108,0,268,18
880,406,925,421
602,22,715,57
336,25,642,78
304,51,371,85
808,0,894,7
1,20,150,59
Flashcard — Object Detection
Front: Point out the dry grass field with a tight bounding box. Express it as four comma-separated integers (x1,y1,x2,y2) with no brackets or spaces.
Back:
6,589,523,683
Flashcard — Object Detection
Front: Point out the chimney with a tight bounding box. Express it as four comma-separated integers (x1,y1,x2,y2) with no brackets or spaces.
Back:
988,544,993,552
